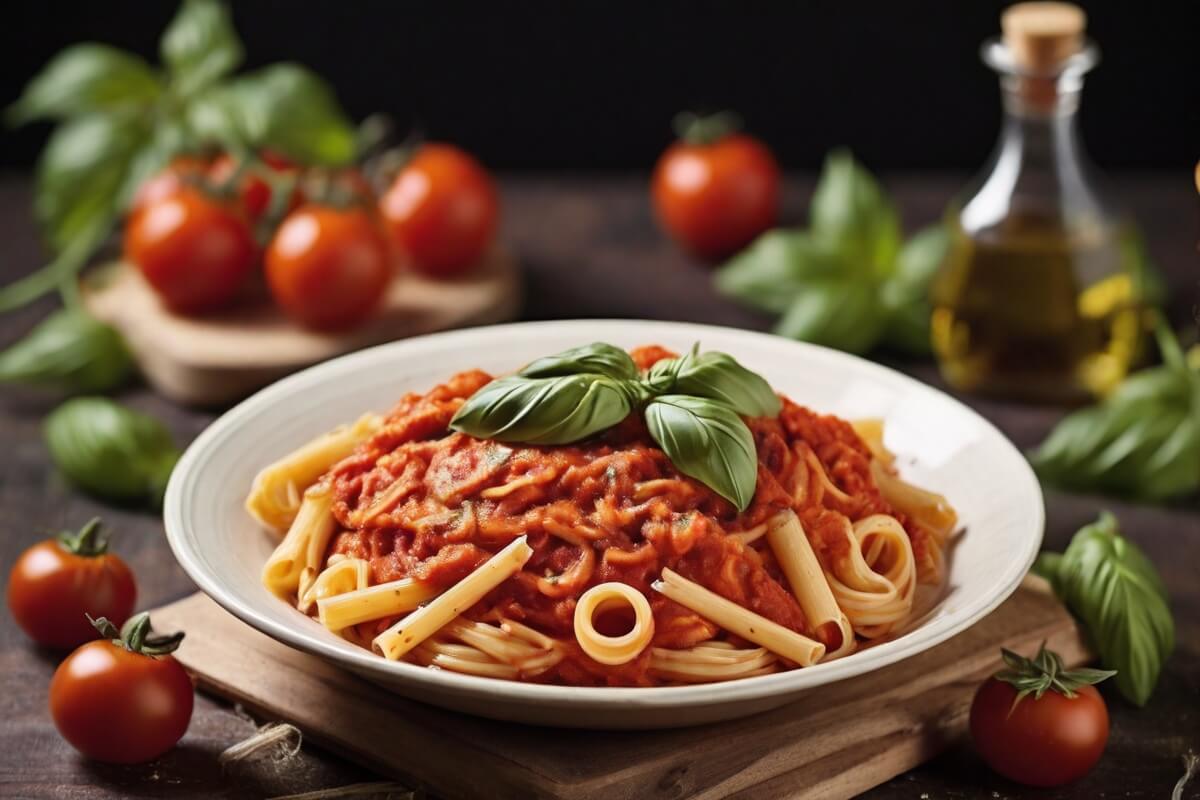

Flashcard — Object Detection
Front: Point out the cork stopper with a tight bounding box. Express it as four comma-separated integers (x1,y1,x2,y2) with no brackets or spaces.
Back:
1002,2,1087,72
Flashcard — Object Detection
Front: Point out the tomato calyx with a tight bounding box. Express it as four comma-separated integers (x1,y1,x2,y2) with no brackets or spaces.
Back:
56,517,110,557
996,642,1116,710
89,611,185,657
673,110,743,146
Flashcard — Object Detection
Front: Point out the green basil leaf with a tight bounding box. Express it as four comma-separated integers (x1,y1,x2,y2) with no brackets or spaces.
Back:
809,148,901,278
644,395,758,511
645,345,781,417
0,310,133,393
884,224,950,303
450,374,633,445
713,230,843,314
35,111,150,252
45,397,180,507
1030,358,1199,501
1048,512,1174,706
773,278,888,355
211,64,356,165
6,44,161,125
161,0,243,98
520,342,638,381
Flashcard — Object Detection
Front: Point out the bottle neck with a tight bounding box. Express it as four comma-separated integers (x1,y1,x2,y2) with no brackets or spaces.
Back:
999,84,1085,175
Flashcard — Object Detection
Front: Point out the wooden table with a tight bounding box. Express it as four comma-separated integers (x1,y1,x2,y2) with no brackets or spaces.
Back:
1,174,1197,799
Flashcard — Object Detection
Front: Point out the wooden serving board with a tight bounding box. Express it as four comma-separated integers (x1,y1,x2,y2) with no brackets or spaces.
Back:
151,577,1088,800
81,248,521,407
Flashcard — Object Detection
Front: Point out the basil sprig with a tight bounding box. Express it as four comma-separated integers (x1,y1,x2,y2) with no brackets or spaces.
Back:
2,0,356,311
1030,322,1199,502
450,342,779,510
45,397,180,508
0,310,133,393
1034,512,1174,706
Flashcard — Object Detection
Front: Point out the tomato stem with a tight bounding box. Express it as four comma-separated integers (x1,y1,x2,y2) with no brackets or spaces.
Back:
93,611,186,656
673,110,743,146
995,641,1116,711
58,517,109,557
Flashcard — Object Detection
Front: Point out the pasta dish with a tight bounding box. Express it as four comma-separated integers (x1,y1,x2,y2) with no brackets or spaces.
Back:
248,343,957,686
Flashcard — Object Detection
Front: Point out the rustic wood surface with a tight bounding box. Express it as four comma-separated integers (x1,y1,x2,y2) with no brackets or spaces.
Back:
0,173,1197,799
148,578,1089,800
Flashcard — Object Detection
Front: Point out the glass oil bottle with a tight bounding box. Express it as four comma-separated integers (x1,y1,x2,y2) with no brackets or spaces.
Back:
932,3,1147,402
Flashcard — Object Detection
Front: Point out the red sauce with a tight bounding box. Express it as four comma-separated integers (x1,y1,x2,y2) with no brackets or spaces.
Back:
325,346,923,686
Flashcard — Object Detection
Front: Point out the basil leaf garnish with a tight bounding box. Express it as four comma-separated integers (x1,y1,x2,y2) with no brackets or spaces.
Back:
519,342,639,381
1038,512,1175,706
0,310,134,393
160,0,244,98
645,345,781,417
644,395,758,511
44,397,180,507
1031,323,1200,502
713,230,843,315
809,147,901,278
449,373,634,445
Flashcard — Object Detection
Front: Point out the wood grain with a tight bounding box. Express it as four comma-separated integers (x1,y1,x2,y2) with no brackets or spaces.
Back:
151,577,1088,800
80,249,521,406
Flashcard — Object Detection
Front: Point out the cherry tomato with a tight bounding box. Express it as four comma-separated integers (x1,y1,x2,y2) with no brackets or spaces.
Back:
379,143,498,277
50,613,193,764
128,155,210,215
970,677,1110,787
6,519,136,650
652,113,780,259
209,150,302,222
265,204,392,330
124,186,257,314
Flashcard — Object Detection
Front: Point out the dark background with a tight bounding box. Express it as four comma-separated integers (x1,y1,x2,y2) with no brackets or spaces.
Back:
2,0,1197,173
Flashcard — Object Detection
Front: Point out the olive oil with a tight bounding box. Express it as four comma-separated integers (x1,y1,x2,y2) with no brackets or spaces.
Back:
932,2,1146,402
933,215,1143,401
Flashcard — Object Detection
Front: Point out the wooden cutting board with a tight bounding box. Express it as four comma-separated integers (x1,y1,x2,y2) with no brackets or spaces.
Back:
81,248,521,407
151,576,1088,800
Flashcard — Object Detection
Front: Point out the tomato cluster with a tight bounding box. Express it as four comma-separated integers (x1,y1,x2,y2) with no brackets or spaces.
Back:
122,144,499,331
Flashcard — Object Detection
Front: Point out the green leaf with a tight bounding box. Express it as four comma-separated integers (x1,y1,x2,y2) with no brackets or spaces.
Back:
1030,348,1199,501
0,310,133,393
713,230,843,314
520,342,639,381
34,112,151,252
809,148,901,277
1045,512,1174,706
7,44,161,125
644,345,781,417
449,374,634,445
208,64,357,165
773,279,888,355
161,0,243,98
1121,229,1167,307
644,395,758,511
45,397,180,507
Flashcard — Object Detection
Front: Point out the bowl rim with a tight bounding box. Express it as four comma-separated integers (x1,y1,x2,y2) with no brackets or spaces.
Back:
164,318,1044,710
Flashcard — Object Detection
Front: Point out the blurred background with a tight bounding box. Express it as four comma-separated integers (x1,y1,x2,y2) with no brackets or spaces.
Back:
3,0,1197,173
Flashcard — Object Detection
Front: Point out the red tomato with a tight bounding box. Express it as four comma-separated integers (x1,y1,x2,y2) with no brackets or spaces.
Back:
265,204,392,331
6,519,136,650
652,122,780,259
124,186,257,314
50,614,193,764
128,155,210,215
970,677,1109,787
209,150,302,222
379,143,498,277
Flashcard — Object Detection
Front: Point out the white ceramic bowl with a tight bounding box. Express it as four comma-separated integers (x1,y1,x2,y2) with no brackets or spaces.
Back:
164,320,1043,729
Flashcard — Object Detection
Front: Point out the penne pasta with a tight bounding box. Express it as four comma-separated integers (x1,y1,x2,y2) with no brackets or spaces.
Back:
262,483,336,599
372,536,533,661
246,413,381,532
317,576,440,631
652,568,826,667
